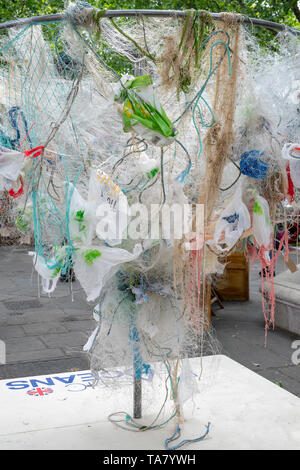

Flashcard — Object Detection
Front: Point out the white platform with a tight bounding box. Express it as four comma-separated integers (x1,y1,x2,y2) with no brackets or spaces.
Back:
0,355,299,450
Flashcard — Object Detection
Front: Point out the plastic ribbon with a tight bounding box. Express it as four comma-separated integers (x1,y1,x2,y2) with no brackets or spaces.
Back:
8,176,24,198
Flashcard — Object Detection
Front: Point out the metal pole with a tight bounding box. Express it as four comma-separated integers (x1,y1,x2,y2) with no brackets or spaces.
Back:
130,59,145,421
0,10,299,36
133,371,142,419
130,311,142,420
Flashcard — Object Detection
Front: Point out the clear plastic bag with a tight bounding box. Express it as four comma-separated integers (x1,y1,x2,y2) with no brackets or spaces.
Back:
73,244,142,302
68,184,96,245
0,145,24,191
213,186,251,252
28,249,67,294
252,194,272,248
136,152,158,175
88,168,129,246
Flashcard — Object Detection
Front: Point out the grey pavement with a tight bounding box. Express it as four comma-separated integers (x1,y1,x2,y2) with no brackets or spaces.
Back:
211,252,300,397
0,245,299,398
0,245,93,378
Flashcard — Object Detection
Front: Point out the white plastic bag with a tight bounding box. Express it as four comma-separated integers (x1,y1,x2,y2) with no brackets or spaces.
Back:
213,186,251,252
282,143,300,188
0,145,24,191
83,302,101,352
136,152,158,174
252,194,272,248
73,243,142,302
68,184,96,245
28,248,67,294
88,168,129,246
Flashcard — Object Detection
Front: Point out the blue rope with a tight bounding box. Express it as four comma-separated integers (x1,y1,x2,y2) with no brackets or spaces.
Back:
165,422,211,450
192,39,232,158
129,312,149,380
0,106,32,150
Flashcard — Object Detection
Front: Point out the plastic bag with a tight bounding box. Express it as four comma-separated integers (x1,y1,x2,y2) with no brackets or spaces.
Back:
282,143,300,188
137,152,158,178
114,74,177,146
83,302,101,352
73,244,142,302
0,145,42,195
252,194,272,248
88,168,129,246
29,247,67,294
0,145,24,192
213,186,251,252
68,184,96,245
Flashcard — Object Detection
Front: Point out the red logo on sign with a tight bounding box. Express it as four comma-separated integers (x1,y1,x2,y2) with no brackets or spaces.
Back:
27,387,54,397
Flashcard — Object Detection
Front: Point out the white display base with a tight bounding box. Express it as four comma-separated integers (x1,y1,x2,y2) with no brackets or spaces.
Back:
0,355,299,450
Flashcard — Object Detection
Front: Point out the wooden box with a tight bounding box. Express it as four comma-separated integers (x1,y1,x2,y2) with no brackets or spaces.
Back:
216,250,249,301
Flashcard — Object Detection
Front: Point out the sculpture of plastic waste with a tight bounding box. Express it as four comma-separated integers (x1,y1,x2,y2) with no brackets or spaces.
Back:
0,3,299,449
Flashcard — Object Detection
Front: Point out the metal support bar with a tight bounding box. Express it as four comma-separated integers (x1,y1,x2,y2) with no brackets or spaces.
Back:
133,374,142,419
130,303,142,420
0,10,299,36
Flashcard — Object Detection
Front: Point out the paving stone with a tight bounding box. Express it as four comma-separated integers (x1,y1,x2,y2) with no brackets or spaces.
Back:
3,299,43,311
5,337,46,354
0,293,16,302
0,313,29,326
5,348,65,364
0,311,8,323
63,314,93,322
1,310,65,326
257,368,300,398
41,332,88,349
23,322,68,335
215,320,297,362
62,320,94,332
0,280,18,291
0,356,90,379
0,302,10,314
217,333,293,370
277,365,300,382
62,308,91,317
0,325,25,339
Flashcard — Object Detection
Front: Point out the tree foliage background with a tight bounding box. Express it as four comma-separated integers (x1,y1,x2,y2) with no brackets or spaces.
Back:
0,1,299,70
1,0,300,30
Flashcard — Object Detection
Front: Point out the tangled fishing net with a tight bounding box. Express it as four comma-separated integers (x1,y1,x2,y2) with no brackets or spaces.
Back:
1,1,300,448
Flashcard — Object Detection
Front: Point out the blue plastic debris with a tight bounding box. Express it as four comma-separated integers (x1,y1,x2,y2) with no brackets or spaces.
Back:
240,150,267,179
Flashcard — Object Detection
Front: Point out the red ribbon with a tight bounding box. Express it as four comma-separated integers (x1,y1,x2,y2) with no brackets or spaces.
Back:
24,145,44,159
286,163,295,203
8,176,24,198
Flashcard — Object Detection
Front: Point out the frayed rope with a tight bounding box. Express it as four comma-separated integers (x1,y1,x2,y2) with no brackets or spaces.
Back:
164,422,211,450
